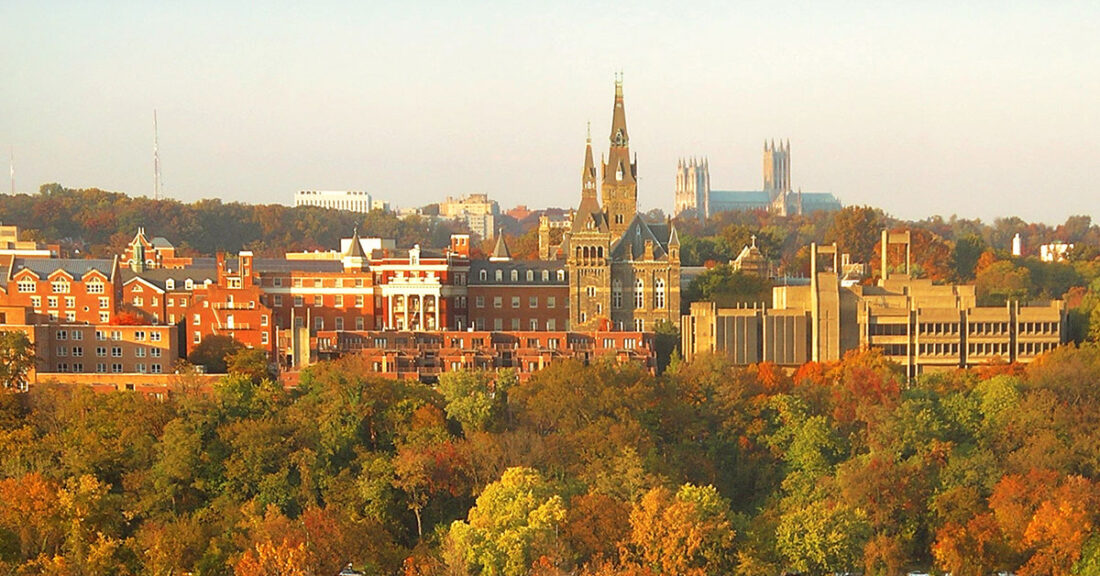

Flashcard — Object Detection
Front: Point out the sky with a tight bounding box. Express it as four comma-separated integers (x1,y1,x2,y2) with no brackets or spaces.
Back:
2,1,1098,224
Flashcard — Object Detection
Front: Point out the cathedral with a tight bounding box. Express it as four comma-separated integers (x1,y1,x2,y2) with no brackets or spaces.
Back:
675,140,842,220
541,76,681,331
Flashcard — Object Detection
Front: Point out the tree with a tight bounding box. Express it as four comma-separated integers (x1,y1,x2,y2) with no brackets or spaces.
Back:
626,484,736,576
448,467,567,576
0,330,36,390
825,206,883,265
976,261,1032,306
954,234,987,281
438,369,513,434
188,335,245,374
775,499,870,575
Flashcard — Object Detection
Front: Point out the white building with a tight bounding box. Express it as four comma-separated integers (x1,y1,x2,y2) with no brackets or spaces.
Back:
294,190,388,213
438,193,499,239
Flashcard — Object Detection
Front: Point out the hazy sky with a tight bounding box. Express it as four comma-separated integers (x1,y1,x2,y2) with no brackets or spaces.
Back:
2,1,1098,224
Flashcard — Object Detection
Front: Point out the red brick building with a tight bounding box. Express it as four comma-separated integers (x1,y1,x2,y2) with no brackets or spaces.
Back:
314,330,655,382
0,256,121,325
467,258,569,332
183,252,276,354
370,242,470,331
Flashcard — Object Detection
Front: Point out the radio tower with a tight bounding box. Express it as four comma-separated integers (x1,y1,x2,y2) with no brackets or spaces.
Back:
153,109,162,200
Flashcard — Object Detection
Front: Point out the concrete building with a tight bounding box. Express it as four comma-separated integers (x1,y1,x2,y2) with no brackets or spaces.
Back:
439,193,499,239
675,141,842,220
682,232,1067,377
295,190,387,213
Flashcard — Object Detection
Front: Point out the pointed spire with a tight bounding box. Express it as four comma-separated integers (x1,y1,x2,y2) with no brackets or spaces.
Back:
344,227,367,260
608,73,629,148
490,230,512,261
669,223,680,247
582,128,598,199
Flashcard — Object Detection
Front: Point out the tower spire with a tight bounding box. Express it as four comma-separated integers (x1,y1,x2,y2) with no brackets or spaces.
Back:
153,110,161,201
601,74,637,239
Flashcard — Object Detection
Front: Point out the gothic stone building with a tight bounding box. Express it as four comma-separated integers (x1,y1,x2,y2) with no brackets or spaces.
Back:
548,77,681,331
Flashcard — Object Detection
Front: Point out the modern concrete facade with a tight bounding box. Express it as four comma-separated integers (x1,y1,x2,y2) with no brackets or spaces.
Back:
683,235,1067,377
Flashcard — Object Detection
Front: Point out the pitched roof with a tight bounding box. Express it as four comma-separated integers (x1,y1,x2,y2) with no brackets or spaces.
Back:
13,258,116,281
610,216,669,261
490,234,512,260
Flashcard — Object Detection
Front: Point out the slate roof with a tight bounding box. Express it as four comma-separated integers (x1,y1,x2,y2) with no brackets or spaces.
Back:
120,267,217,290
610,216,670,261
12,258,116,281
468,260,567,285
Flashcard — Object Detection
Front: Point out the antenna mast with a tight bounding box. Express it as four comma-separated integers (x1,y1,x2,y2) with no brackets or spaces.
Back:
153,110,161,200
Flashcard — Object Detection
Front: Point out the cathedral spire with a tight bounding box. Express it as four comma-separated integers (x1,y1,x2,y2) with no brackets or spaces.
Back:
582,124,597,200
601,74,637,239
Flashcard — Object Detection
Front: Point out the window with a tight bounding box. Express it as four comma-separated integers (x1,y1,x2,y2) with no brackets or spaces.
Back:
96,347,106,357
526,270,534,282
96,363,106,373
165,279,175,290
65,297,75,308
510,270,518,282
655,278,666,309
111,363,123,373
57,330,67,340
56,346,66,357
47,296,58,308
494,296,502,309
314,279,323,288
178,297,188,307
99,312,110,323
150,331,161,342
261,315,268,326
335,295,344,307
192,314,200,325
294,296,303,307
185,279,194,290
65,311,75,322
72,331,83,341
272,295,282,307
151,364,162,374
111,347,122,357
511,318,520,330
612,280,623,309
580,312,587,324
135,347,146,358
354,295,365,307
98,297,109,308
495,270,502,282
314,295,323,306
335,317,344,330
634,278,644,309
634,318,645,331
151,347,161,358
132,284,143,293
493,318,503,331
314,317,323,331
529,296,538,308
273,277,283,287
96,330,106,341
51,280,70,293
261,332,269,344
193,332,201,344
17,279,35,293
511,296,520,309
479,270,487,281
135,331,146,341
547,296,556,309
476,296,485,308
31,296,41,308
356,317,365,330
557,270,565,281
586,286,595,298
530,318,539,331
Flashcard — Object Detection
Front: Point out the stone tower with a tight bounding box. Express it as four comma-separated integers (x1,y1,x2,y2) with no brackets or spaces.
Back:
675,157,710,221
601,74,638,241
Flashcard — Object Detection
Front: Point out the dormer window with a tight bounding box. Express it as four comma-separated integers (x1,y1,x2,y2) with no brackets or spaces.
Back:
185,279,194,290
165,279,175,290
616,164,623,181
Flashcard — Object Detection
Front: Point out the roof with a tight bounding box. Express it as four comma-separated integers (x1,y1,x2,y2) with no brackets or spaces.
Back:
120,267,218,290
490,234,512,260
150,237,174,249
468,260,567,285
12,258,116,281
610,216,670,261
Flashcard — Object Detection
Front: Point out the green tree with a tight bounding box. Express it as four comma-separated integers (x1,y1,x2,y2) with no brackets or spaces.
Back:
188,335,245,374
0,331,36,390
448,467,567,576
438,369,514,434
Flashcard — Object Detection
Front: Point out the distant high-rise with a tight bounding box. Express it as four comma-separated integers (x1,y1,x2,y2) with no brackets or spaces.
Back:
295,190,383,214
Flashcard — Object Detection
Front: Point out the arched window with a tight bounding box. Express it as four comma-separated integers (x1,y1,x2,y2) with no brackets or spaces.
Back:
479,269,487,281
612,280,622,309
510,270,518,282
557,270,565,282
495,270,502,282
526,270,534,282
634,278,644,309
655,278,666,309
542,270,549,282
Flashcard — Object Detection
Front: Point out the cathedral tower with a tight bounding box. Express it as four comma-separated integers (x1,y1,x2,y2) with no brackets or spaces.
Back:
601,74,638,240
